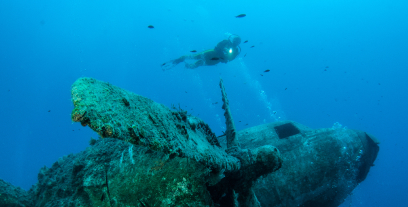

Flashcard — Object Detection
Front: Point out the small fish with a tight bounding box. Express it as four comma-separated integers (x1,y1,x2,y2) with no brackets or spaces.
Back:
235,14,246,18
260,74,263,76
185,91,188,93
190,50,197,52
161,63,166,66
213,102,218,104
273,111,277,114
325,66,329,68
239,121,241,122
244,40,248,43
324,69,327,71
250,46,255,48
245,123,248,125
147,25,154,29
264,69,270,72
285,88,287,90
211,57,220,60
244,53,247,57
48,110,51,112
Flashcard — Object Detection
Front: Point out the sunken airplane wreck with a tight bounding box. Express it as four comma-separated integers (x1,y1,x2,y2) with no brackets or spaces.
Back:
0,77,379,207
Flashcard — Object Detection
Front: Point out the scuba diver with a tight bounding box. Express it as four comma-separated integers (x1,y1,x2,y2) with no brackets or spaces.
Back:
162,34,241,70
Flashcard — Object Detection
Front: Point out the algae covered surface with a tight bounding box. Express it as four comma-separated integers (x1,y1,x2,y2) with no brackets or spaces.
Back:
9,77,372,207
71,77,240,173
32,138,213,207
67,77,282,207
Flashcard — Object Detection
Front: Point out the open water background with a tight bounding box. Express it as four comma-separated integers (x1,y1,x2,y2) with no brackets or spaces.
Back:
1,0,407,206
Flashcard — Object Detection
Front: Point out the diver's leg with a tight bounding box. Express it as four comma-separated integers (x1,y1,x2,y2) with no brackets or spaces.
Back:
172,55,187,64
162,55,188,71
184,51,213,69
185,60,205,69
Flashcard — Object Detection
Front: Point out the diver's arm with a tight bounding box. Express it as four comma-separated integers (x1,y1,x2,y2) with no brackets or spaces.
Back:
214,40,230,54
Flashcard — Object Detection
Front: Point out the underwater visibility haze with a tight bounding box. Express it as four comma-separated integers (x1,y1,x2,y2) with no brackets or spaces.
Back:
1,0,408,206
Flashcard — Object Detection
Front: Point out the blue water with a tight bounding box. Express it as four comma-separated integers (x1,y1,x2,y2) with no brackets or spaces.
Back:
1,0,407,206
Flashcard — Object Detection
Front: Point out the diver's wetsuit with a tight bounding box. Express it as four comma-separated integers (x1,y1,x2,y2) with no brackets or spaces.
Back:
162,35,241,70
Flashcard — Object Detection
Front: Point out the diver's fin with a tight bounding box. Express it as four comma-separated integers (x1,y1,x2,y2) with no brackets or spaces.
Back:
161,60,178,71
161,56,189,71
